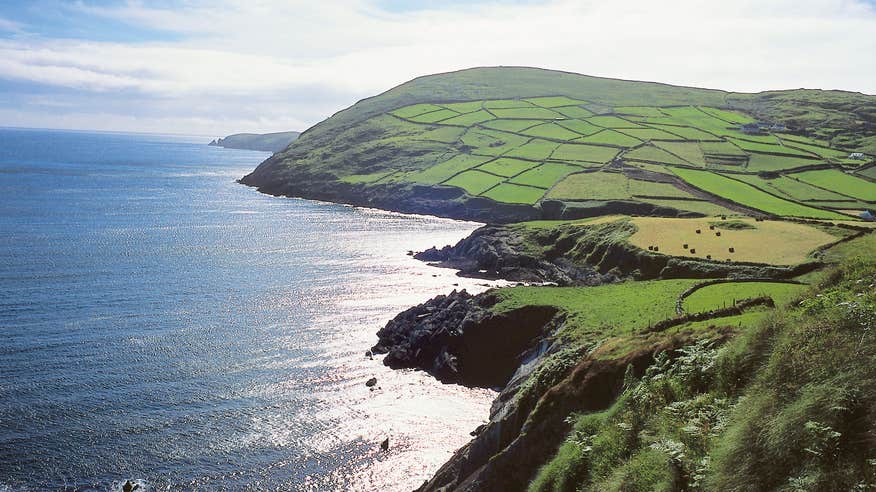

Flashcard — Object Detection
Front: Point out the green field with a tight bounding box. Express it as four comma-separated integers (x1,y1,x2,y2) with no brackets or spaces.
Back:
654,141,707,166
550,143,619,163
793,169,876,201
476,157,539,177
522,122,583,141
547,172,689,201
409,154,493,184
438,109,495,126
733,174,852,201
481,119,543,132
624,145,689,165
505,139,559,160
481,183,546,204
683,281,807,313
491,279,700,340
576,129,642,147
490,107,564,119
670,168,849,219
259,69,873,210
442,169,504,195
510,163,583,188
745,153,824,172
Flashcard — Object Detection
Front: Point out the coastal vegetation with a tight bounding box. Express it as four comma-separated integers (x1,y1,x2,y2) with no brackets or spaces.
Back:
240,67,876,491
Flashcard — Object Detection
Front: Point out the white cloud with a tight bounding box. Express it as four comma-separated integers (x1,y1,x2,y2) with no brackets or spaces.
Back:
2,0,875,134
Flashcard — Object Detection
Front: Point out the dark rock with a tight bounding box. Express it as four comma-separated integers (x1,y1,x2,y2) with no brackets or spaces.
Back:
380,438,389,451
371,290,560,387
366,377,377,387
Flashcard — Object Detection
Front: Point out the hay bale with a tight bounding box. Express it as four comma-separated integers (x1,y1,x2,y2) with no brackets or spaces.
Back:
690,248,696,254
695,229,701,234
716,231,721,236
729,247,735,253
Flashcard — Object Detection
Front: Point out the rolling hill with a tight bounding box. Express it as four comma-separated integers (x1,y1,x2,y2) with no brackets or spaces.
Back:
241,67,874,223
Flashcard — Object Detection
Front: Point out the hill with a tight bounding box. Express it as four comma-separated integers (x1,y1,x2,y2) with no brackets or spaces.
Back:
209,131,300,153
241,67,874,223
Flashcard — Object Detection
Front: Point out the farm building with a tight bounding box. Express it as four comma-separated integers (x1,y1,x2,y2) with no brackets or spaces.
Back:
849,152,866,160
770,123,787,132
740,123,762,134
861,210,875,222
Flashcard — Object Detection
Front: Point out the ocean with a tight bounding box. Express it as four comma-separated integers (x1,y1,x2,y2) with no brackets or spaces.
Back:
0,128,498,491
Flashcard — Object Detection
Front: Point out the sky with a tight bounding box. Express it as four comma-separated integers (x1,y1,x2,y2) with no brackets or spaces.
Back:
0,0,875,136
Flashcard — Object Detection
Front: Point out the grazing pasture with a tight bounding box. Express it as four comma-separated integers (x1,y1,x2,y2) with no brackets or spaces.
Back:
683,281,807,313
670,168,849,219
627,217,839,264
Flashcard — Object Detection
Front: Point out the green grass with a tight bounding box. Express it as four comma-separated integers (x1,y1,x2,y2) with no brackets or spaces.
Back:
648,124,719,141
587,115,644,129
613,106,667,117
408,154,493,184
476,157,540,177
522,122,584,141
483,99,535,109
556,119,604,136
783,141,849,160
661,106,737,136
525,96,588,108
554,105,595,119
437,109,495,126
745,153,824,172
699,141,746,156
653,141,707,166
491,107,564,119
340,170,395,184
617,128,684,141
728,138,815,157
733,175,851,201
683,281,808,313
624,145,689,165
550,143,620,163
442,169,505,195
576,129,642,147
408,108,459,123
390,103,443,118
697,106,755,124
547,172,690,200
670,167,849,219
438,101,484,113
510,162,584,188
461,128,529,156
858,166,876,180
793,169,876,201
481,119,544,132
491,279,699,340
416,125,466,143
504,139,560,160
481,183,546,204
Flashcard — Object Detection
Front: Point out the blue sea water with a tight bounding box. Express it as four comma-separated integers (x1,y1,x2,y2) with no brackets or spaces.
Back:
0,128,497,491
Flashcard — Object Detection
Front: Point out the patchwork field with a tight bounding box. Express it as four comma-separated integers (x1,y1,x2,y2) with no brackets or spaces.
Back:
626,217,839,264
682,281,808,313
669,168,850,219
347,96,874,219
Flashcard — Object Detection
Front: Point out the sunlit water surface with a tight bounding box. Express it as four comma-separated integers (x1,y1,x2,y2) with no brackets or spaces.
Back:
0,128,500,491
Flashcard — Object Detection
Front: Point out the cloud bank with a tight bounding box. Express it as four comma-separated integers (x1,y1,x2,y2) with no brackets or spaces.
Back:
1,0,874,135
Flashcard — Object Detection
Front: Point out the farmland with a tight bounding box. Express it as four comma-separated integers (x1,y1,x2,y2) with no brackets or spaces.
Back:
491,279,700,341
669,168,850,219
379,96,872,216
626,217,839,264
682,281,808,313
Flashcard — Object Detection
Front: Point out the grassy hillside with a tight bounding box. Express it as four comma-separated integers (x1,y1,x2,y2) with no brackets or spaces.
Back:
529,253,876,492
242,67,874,223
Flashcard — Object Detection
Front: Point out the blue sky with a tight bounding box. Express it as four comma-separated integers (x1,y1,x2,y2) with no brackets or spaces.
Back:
0,0,874,136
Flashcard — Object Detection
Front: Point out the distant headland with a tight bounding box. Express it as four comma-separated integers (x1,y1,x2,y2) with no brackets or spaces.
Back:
209,131,300,153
